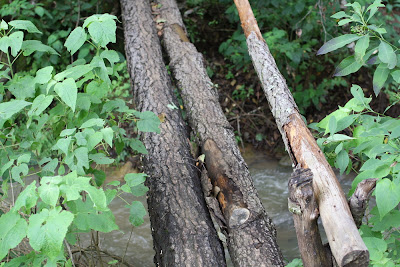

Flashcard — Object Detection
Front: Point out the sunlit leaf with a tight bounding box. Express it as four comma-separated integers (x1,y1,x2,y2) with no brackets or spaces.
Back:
378,41,397,69
317,34,361,55
54,78,77,112
64,27,87,55
333,55,363,76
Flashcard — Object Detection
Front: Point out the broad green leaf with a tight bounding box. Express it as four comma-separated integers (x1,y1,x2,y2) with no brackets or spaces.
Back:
0,20,8,30
125,173,147,187
129,139,147,154
333,55,363,77
0,212,28,261
90,56,111,84
378,41,397,69
52,137,72,155
54,78,77,112
363,237,387,262
54,64,93,81
9,20,42,34
28,208,74,259
376,178,400,219
93,169,106,187
64,27,87,55
83,14,117,28
74,147,89,174
0,160,13,176
131,184,149,197
59,172,90,201
100,127,113,147
79,118,105,129
0,100,31,120
38,183,59,207
12,181,38,212
87,132,103,150
100,50,119,67
86,17,116,48
34,66,53,84
127,201,146,226
367,0,385,22
21,40,58,56
82,186,107,211
325,134,354,143
42,158,58,174
28,95,54,116
8,75,35,100
354,35,369,63
17,153,31,165
336,150,349,174
373,63,390,96
60,128,76,137
11,164,28,185
137,111,161,133
0,36,11,54
338,19,352,26
89,153,114,164
318,109,349,130
86,80,109,98
9,31,23,57
391,70,400,83
317,34,361,55
328,116,337,135
121,184,131,193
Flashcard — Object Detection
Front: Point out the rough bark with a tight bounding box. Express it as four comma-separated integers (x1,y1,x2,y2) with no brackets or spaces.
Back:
288,167,332,267
154,0,284,266
121,1,226,266
233,0,369,266
349,178,377,228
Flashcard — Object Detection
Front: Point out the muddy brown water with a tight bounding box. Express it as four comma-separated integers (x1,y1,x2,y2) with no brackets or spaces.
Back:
96,151,354,266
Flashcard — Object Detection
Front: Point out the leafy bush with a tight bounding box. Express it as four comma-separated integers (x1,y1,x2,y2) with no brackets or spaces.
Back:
0,14,159,265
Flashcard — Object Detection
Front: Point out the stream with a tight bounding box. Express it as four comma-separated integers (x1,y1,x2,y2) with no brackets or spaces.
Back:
97,150,354,266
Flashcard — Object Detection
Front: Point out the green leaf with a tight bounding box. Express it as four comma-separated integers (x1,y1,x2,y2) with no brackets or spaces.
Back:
100,127,113,147
0,160,13,177
354,35,369,63
12,181,38,212
363,237,387,262
317,34,361,55
325,134,354,143
0,20,8,30
8,75,35,100
54,64,93,81
86,80,109,98
82,186,107,211
11,164,28,185
74,147,89,173
336,150,349,174
0,212,28,261
100,50,119,67
373,63,390,96
38,183,60,207
127,201,147,226
60,128,76,137
0,100,31,120
391,70,400,83
131,184,149,197
333,55,363,77
28,208,74,259
331,11,350,19
9,20,42,34
65,27,87,55
89,153,114,164
137,111,161,133
17,153,31,165
79,118,105,129
87,132,103,151
54,78,77,112
93,169,106,187
21,40,58,56
378,41,397,69
86,17,116,47
367,0,385,22
338,19,352,26
52,137,72,155
90,56,111,84
34,66,53,84
59,171,90,201
28,95,54,116
328,116,337,135
376,178,400,219
129,139,147,154
9,31,23,57
125,173,147,187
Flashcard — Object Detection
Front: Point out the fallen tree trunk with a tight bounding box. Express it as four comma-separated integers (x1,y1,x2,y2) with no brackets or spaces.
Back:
154,0,284,266
121,1,226,266
232,0,369,266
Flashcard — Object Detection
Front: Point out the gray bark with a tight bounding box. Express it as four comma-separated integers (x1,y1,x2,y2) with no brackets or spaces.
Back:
155,0,284,266
121,1,226,266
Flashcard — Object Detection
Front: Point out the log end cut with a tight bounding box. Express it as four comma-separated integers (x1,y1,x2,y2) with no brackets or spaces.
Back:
342,249,370,267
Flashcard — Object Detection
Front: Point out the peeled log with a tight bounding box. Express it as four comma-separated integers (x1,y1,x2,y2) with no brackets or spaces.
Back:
233,0,369,266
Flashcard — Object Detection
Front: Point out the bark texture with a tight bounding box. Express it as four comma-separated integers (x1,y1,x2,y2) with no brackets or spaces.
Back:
121,1,226,266
349,178,377,228
155,0,284,266
233,0,369,266
288,167,332,267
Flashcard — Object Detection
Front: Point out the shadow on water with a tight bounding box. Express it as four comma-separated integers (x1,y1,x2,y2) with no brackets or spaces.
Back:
82,150,355,266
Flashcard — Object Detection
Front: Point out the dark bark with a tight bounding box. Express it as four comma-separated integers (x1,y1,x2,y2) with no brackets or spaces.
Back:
232,0,369,266
154,0,284,266
288,167,332,267
121,1,226,266
349,178,377,228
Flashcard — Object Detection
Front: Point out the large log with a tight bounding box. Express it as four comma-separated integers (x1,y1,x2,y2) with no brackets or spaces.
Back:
121,1,226,266
155,0,284,266
232,0,369,266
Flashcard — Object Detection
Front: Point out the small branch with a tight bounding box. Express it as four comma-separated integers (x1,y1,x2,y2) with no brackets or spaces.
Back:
348,178,377,228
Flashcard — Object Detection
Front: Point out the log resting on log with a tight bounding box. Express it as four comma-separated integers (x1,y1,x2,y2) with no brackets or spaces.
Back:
155,0,285,265
121,1,226,266
232,0,369,266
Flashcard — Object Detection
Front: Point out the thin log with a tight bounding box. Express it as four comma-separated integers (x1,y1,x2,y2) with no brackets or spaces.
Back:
233,0,369,266
155,0,285,265
288,167,332,267
121,1,226,266
349,178,377,228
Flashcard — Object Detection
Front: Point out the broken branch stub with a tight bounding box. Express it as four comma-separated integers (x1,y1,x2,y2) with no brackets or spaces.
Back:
233,0,369,266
